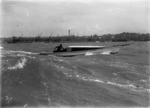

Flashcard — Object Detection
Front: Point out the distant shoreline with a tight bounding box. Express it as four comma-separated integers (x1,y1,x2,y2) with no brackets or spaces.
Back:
1,32,150,43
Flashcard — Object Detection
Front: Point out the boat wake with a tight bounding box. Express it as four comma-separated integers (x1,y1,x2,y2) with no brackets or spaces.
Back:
5,50,38,55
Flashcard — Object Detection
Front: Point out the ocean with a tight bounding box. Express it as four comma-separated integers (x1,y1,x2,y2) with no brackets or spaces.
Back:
1,42,150,107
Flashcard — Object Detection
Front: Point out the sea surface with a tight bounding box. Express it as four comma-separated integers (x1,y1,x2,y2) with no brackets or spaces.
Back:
1,42,150,107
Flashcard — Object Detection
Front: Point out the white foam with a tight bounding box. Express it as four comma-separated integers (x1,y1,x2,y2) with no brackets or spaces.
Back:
8,57,27,70
106,81,137,89
76,74,149,92
0,46,3,57
113,73,117,75
8,50,38,55
58,59,64,62
42,82,48,88
85,52,93,56
5,96,13,103
23,104,28,107
75,74,105,84
100,51,111,55
60,66,64,68
17,54,26,56
90,79,105,83
0,46,3,49
140,79,147,82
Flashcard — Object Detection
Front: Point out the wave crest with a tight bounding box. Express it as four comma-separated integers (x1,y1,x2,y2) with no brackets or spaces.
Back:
8,57,27,70
3,50,38,55
0,46,3,49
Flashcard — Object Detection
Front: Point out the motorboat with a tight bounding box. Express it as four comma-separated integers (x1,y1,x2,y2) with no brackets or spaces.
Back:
53,45,106,57
39,45,119,57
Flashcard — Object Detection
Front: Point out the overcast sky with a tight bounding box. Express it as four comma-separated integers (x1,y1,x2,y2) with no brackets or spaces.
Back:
1,0,150,37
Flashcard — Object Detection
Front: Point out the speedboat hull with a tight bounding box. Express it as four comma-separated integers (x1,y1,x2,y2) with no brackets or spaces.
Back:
39,45,119,57
53,48,119,57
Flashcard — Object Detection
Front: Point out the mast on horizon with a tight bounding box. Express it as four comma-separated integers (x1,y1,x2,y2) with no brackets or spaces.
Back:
68,30,70,36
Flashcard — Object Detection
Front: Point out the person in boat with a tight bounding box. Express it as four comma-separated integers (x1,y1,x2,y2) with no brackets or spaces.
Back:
54,44,65,52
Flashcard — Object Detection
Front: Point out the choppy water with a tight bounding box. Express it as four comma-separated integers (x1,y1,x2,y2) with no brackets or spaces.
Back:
1,42,150,107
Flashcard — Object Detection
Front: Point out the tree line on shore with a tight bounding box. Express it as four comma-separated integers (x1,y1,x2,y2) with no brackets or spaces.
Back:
2,32,150,43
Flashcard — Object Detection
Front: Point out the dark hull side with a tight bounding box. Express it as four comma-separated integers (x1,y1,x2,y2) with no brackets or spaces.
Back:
53,47,105,53
53,48,119,57
39,48,119,57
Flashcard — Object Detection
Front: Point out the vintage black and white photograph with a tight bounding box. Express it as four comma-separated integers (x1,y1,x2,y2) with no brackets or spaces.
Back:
0,0,150,107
